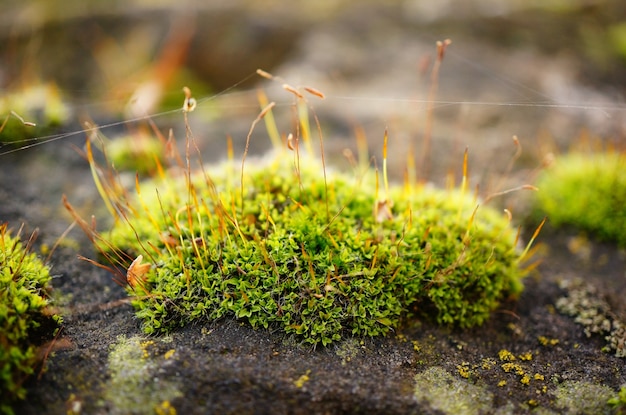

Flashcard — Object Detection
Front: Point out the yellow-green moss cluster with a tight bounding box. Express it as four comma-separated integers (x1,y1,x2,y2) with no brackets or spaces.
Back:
0,83,69,144
534,151,626,247
0,224,61,413
102,146,526,346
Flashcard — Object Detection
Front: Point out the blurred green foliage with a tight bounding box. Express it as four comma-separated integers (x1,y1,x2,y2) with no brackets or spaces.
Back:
535,151,626,247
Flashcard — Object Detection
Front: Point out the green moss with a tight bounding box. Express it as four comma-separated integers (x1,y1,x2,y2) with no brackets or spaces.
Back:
104,336,182,415
534,151,626,247
0,224,61,413
99,143,526,346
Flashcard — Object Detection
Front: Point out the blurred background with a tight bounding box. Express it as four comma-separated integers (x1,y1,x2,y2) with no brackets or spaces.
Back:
1,0,626,183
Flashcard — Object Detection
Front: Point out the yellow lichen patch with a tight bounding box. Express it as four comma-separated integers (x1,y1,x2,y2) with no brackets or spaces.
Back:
294,370,311,388
501,363,525,376
164,349,176,360
498,380,507,387
481,358,497,370
457,362,471,379
520,375,531,385
140,340,155,359
155,400,177,415
538,336,560,347
498,349,516,361
534,373,545,381
518,352,533,361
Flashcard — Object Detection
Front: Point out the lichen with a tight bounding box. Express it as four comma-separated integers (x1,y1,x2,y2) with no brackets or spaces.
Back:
552,380,614,415
414,366,493,415
104,335,182,415
0,223,61,414
556,279,625,357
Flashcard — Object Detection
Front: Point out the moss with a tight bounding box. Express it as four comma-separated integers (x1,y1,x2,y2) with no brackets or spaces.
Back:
0,83,69,144
98,143,528,346
68,83,534,346
104,336,182,415
0,224,61,414
534,151,626,247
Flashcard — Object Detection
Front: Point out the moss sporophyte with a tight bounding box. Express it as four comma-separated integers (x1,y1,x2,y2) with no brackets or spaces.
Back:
0,224,61,412
67,81,537,347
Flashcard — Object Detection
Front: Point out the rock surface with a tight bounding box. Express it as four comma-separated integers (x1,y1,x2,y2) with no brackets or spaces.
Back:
1,1,625,414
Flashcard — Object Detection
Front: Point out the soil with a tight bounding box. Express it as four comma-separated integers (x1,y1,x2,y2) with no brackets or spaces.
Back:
2,1,626,414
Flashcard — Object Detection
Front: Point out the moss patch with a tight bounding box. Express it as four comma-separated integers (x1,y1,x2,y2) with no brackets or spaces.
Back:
0,224,61,413
534,151,626,247
0,83,69,144
97,146,528,346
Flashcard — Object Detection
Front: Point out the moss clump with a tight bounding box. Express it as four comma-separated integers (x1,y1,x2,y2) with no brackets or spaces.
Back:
534,151,626,247
0,83,69,144
100,145,526,346
0,224,61,413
